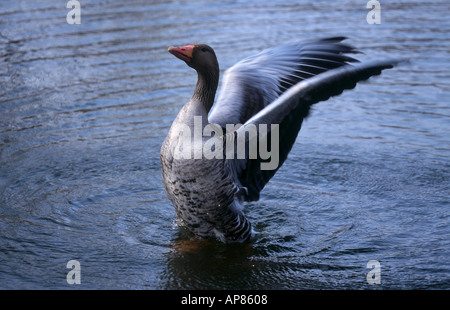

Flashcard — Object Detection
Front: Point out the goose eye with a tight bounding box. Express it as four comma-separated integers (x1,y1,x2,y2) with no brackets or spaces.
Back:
201,47,207,52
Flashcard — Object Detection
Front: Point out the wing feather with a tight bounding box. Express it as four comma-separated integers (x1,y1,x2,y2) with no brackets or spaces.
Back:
232,60,403,201
208,37,359,126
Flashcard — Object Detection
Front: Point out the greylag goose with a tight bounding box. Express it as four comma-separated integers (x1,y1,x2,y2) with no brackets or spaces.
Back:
160,37,400,243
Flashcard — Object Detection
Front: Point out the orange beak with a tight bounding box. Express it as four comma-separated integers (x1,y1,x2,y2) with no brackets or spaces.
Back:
168,45,195,62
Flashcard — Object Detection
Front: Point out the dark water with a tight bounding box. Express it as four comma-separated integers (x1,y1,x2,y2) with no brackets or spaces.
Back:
0,0,449,289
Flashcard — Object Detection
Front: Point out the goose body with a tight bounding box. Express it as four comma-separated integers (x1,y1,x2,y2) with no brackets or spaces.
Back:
160,37,400,243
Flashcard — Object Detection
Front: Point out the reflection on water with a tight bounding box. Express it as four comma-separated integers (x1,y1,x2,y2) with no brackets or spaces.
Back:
0,0,449,289
163,236,256,290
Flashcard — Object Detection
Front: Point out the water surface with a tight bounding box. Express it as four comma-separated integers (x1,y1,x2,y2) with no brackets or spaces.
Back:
0,0,449,289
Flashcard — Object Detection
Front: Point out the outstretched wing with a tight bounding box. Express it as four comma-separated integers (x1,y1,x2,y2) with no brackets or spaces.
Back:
230,59,402,201
208,37,360,126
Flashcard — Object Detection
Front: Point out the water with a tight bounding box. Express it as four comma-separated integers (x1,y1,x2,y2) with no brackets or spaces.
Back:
0,0,449,290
